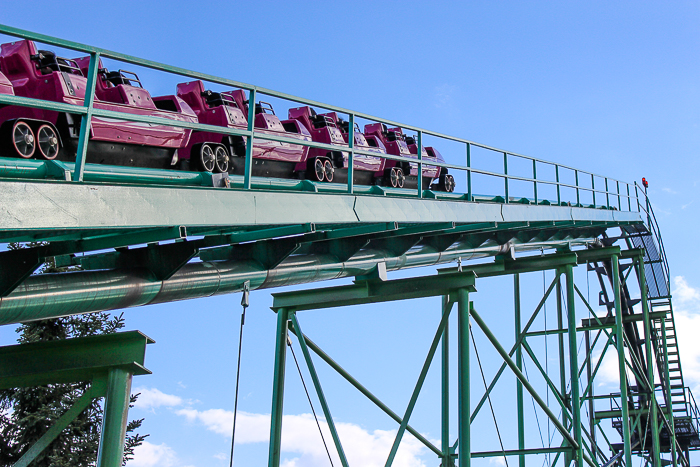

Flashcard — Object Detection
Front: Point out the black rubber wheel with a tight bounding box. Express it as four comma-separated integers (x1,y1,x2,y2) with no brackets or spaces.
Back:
11,121,35,158
36,124,60,160
323,159,334,182
199,143,216,172
215,145,229,173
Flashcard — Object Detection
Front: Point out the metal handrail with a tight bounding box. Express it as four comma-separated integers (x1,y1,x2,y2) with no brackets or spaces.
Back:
0,23,644,211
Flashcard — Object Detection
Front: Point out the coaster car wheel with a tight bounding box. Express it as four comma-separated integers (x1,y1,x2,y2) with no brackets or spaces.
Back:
444,174,455,192
215,145,229,173
388,167,405,188
11,121,35,158
36,124,60,160
311,157,325,182
435,172,456,192
323,159,334,182
199,143,216,172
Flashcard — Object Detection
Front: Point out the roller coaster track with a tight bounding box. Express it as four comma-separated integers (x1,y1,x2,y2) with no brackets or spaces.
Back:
0,24,696,467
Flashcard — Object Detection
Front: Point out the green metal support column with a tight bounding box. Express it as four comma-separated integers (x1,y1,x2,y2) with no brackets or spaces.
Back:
443,295,454,466
612,255,632,467
662,323,677,467
290,314,349,467
556,272,571,466
96,368,132,467
564,265,583,466
268,307,290,467
514,274,525,467
458,289,471,467
585,330,596,464
638,258,661,466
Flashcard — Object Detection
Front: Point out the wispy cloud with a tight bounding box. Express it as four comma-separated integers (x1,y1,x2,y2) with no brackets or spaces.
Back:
132,387,184,411
434,84,458,109
177,408,429,467
671,276,700,395
130,441,178,467
662,187,678,195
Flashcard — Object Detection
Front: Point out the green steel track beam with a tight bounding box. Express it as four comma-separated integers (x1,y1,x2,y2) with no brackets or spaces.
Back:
0,179,643,236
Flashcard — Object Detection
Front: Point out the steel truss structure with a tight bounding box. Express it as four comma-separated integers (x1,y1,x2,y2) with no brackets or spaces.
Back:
265,242,698,467
0,24,696,467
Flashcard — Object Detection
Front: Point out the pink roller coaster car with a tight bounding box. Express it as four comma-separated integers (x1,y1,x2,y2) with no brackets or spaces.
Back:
175,80,312,176
0,40,198,168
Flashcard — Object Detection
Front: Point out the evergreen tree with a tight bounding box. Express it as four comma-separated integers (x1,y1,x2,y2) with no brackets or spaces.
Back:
0,243,147,466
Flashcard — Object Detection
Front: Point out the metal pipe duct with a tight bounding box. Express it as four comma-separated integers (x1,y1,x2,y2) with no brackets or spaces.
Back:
0,237,595,325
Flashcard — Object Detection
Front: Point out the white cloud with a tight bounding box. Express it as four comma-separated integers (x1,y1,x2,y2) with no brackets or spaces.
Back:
489,456,507,466
177,408,428,467
129,441,178,467
434,84,458,109
671,276,700,395
595,346,621,388
662,187,678,195
673,276,700,304
132,387,184,410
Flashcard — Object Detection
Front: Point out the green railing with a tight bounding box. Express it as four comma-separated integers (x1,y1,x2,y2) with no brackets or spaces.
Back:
0,23,647,213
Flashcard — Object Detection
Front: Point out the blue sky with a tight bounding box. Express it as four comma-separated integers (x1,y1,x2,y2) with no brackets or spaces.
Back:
1,1,700,466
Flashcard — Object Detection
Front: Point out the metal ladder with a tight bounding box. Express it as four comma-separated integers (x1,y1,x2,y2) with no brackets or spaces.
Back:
650,299,688,417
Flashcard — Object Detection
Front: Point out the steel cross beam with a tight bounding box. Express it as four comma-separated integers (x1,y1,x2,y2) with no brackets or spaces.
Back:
271,271,476,312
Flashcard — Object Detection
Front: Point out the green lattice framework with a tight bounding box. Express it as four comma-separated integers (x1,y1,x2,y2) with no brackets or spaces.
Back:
0,24,694,467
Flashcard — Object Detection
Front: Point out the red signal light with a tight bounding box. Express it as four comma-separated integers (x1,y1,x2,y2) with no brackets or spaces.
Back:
642,177,648,189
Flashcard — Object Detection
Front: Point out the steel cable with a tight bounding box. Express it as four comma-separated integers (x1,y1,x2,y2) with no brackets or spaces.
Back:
288,337,335,467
